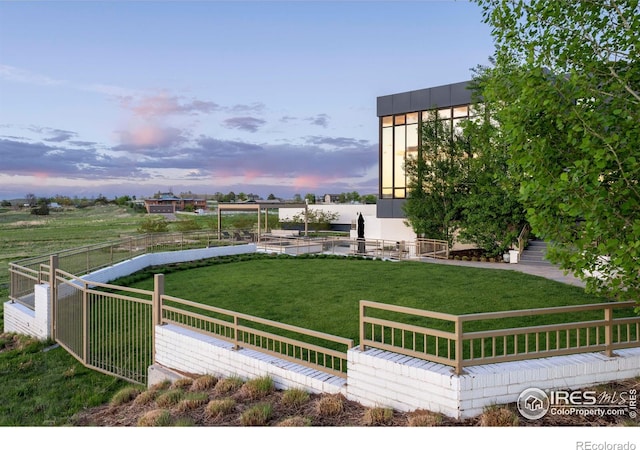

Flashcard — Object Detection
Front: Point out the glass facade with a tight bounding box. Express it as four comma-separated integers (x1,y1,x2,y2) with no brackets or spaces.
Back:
380,104,473,199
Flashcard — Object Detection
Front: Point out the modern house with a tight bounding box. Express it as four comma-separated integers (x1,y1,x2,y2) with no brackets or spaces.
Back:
352,80,475,243
144,192,207,214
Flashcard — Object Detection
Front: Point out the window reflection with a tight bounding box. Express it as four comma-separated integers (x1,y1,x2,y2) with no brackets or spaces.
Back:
380,103,473,199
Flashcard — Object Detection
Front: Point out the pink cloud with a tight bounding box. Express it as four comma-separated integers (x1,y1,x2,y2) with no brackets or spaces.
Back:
292,174,328,190
119,93,218,118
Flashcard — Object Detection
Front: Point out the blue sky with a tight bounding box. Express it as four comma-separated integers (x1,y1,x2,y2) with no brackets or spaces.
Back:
0,1,495,201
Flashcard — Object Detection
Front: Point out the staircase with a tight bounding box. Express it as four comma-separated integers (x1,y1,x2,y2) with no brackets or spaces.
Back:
519,239,552,265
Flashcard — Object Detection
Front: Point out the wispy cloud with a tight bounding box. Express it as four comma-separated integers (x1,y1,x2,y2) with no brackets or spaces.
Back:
0,65,64,87
222,117,267,133
118,93,219,118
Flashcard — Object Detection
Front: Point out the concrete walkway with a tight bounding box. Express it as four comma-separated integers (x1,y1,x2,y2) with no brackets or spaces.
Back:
419,256,587,288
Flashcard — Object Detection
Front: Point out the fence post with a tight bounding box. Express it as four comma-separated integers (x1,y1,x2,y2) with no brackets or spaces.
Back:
604,304,614,357
454,316,463,375
82,280,88,364
359,301,366,352
49,255,58,339
233,315,240,350
152,274,164,364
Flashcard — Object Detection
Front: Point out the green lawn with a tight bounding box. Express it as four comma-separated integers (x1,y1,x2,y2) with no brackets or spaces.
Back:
122,254,611,342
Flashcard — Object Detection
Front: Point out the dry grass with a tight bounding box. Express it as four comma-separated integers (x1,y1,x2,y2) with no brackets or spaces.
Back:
172,378,193,390
407,410,443,427
133,390,156,407
238,376,274,400
281,388,310,408
110,387,141,407
362,407,394,426
315,394,344,416
479,406,520,426
191,374,218,391
240,402,273,426
214,376,244,395
277,416,312,426
137,409,172,427
205,398,236,418
176,392,209,412
156,389,184,408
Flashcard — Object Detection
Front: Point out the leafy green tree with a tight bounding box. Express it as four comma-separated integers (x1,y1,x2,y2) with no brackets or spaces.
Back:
457,67,527,257
304,193,316,204
403,111,468,248
475,0,640,300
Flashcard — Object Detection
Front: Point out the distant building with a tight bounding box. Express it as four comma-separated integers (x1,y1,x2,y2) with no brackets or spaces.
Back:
322,194,340,203
143,192,207,214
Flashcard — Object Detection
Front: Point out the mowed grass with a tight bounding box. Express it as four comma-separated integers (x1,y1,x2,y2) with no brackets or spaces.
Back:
124,254,609,341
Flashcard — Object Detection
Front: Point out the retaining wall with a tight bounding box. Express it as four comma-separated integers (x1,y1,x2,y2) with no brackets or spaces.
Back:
152,322,640,419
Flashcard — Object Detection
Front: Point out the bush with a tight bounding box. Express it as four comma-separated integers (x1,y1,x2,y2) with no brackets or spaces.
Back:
479,406,519,426
281,388,310,408
110,387,141,407
315,394,344,416
206,398,236,418
362,407,394,426
137,216,169,233
240,402,273,426
238,376,274,400
137,409,172,426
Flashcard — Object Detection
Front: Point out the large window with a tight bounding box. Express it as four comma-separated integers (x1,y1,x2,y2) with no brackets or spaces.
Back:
380,104,473,199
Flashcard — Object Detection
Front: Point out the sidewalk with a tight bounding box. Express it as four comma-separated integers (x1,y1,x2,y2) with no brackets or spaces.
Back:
419,256,587,288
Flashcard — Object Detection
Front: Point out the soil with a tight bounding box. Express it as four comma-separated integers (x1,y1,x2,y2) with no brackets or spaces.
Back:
68,374,640,427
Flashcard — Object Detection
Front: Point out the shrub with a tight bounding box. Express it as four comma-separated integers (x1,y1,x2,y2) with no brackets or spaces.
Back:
238,376,274,400
277,416,312,427
172,378,193,390
214,376,244,395
407,410,442,427
137,409,172,427
156,389,184,408
479,406,519,426
176,392,209,412
315,394,344,416
191,374,218,391
133,390,156,406
110,387,141,407
281,388,310,408
137,216,168,233
206,398,236,418
240,402,273,426
362,407,394,426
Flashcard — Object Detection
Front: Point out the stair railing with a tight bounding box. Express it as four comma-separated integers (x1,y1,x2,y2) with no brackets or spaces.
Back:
517,224,530,255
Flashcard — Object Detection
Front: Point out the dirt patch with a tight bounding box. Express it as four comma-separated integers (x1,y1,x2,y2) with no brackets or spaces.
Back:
69,375,640,427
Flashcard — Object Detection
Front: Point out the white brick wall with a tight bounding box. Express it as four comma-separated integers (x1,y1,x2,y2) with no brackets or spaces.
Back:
346,346,640,419
3,284,51,339
154,324,346,395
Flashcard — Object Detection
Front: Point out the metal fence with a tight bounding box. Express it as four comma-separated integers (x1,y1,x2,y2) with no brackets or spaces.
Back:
54,267,154,385
257,236,448,260
159,274,353,378
8,230,241,310
360,299,640,374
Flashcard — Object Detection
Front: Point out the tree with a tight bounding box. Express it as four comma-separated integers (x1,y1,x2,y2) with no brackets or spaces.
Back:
475,0,640,300
304,193,316,204
31,198,50,216
457,66,527,257
403,111,468,248
267,193,277,200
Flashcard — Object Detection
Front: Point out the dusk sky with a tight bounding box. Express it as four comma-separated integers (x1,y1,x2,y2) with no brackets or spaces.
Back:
0,1,496,201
